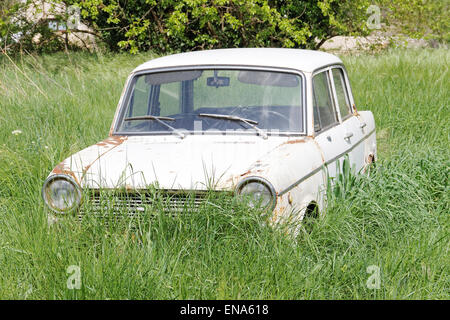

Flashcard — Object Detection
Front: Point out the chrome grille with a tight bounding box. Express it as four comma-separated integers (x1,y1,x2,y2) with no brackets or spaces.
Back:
78,190,208,221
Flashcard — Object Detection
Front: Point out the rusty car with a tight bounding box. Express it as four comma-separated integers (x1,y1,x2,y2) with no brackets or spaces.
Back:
42,48,376,225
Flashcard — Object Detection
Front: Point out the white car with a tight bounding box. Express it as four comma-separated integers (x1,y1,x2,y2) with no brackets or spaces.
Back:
42,48,376,224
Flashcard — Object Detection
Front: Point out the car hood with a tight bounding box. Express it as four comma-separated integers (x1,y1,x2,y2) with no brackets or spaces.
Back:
52,135,299,191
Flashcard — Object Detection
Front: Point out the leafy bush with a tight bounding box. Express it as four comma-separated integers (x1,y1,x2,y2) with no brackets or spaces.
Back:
1,1,448,54
377,0,449,44
70,0,371,53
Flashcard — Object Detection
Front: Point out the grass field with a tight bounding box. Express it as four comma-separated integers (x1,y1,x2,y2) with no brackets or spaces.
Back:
0,48,448,299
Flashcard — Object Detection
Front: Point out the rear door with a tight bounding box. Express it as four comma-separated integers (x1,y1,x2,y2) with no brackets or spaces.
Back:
312,69,348,182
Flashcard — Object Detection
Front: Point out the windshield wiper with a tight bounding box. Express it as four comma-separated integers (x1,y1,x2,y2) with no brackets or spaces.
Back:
124,115,186,139
198,113,268,139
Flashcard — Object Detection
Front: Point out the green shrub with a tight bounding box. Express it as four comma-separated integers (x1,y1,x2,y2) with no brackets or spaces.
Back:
377,0,449,44
70,0,371,53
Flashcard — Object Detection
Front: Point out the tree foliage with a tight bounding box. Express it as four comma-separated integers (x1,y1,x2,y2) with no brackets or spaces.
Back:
71,0,371,53
1,0,447,54
378,0,449,44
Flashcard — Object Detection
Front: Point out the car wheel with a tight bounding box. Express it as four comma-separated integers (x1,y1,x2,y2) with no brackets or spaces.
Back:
302,203,319,234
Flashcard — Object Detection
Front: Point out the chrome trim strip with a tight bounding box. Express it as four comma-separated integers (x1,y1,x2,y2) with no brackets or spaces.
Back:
278,128,375,196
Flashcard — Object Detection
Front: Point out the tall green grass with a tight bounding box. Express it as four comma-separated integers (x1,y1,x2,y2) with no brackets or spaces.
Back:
0,49,448,299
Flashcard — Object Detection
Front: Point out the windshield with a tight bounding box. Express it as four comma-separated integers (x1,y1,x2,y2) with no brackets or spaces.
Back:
115,69,304,135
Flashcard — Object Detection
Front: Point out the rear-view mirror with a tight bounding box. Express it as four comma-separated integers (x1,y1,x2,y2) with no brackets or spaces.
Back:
207,76,230,87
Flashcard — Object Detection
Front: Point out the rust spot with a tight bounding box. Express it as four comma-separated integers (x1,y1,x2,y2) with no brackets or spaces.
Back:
288,192,293,205
223,175,236,186
82,136,128,179
52,161,79,184
240,169,252,177
96,135,127,147
310,138,325,163
108,116,119,137
363,154,375,174
272,205,286,223
284,139,306,145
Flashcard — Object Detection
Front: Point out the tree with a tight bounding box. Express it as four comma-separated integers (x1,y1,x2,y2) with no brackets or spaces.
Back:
70,0,372,53
273,0,372,48
377,0,449,44
3,0,446,55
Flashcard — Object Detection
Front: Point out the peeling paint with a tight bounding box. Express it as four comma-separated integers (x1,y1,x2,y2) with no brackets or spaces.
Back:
353,104,359,116
240,170,252,177
50,136,129,185
310,138,326,163
288,192,293,205
283,139,307,145
51,161,79,184
96,135,127,147
272,204,286,223
82,136,128,179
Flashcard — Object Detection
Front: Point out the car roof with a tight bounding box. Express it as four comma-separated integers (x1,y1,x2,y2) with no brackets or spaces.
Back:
133,48,343,74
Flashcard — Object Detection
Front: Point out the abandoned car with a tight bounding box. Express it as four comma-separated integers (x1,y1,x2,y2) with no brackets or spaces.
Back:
42,48,376,224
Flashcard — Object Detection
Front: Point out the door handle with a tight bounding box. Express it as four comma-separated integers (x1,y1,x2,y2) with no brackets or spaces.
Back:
360,122,367,129
344,132,354,139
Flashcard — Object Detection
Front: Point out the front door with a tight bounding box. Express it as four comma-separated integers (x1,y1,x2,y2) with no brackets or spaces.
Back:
312,70,349,184
329,67,366,173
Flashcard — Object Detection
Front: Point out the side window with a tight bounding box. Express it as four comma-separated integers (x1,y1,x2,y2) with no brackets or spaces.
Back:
332,68,351,119
313,71,338,132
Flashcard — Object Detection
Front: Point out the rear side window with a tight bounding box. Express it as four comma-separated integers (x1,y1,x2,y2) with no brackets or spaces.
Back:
332,68,352,119
313,71,338,132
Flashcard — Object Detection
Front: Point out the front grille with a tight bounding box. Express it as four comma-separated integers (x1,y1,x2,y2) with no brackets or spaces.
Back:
78,190,211,221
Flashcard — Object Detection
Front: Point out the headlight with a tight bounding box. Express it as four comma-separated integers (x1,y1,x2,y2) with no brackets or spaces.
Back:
42,174,82,214
235,177,276,211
